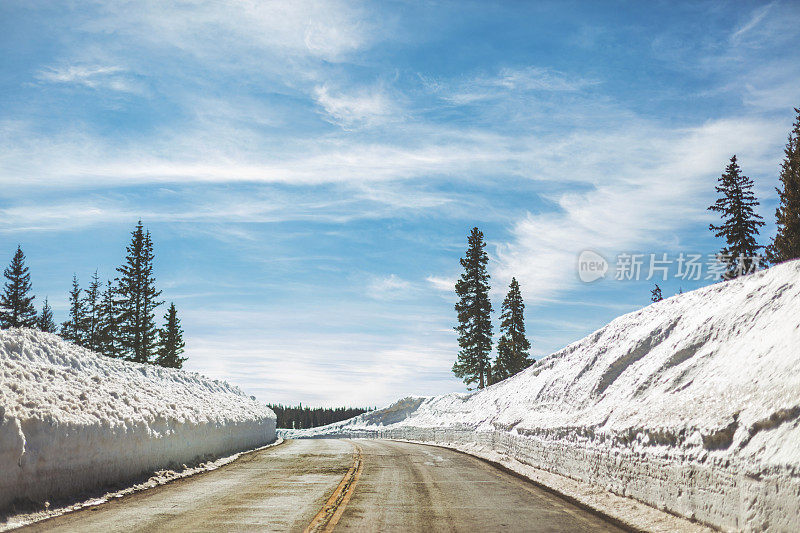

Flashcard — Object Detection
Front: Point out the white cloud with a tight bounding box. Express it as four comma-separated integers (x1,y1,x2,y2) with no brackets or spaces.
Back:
92,0,374,64
730,3,774,44
36,64,144,94
313,84,397,129
426,275,455,293
427,66,598,105
185,335,461,406
494,116,785,302
366,274,414,300
0,121,524,190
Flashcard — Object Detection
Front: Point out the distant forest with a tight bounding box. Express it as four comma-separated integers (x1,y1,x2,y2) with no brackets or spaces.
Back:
268,404,374,429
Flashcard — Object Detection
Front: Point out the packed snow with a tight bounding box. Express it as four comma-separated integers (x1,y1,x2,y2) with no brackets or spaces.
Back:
290,260,800,532
0,329,276,512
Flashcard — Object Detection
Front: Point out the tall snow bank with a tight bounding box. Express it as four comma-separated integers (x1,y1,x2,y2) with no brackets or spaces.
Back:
292,260,800,531
0,329,276,511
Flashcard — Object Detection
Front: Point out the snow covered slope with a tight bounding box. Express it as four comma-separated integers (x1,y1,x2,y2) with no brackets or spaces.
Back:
0,329,276,511
292,260,800,532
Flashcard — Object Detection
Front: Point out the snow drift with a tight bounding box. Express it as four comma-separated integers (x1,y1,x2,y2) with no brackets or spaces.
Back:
292,260,800,532
0,329,276,511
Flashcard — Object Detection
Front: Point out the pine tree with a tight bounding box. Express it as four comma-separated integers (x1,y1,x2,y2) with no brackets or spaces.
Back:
493,278,532,382
37,297,57,333
116,221,163,363
0,246,38,329
155,302,186,368
141,230,163,360
60,275,87,345
768,108,800,263
97,280,123,358
453,227,493,389
651,284,663,302
83,271,102,352
708,155,765,278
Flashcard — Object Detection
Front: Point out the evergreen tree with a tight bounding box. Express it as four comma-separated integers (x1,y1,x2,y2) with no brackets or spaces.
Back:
0,246,37,329
708,155,765,278
37,297,57,333
768,108,800,263
97,280,123,358
651,284,663,302
155,302,186,368
141,230,163,359
116,221,163,363
60,275,87,345
453,227,493,389
493,278,533,382
83,271,102,352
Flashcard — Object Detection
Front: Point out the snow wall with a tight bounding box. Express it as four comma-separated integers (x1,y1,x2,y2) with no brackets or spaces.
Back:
289,260,800,532
0,329,276,511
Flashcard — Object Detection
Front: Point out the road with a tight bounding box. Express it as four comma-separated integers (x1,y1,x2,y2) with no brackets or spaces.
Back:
19,439,626,532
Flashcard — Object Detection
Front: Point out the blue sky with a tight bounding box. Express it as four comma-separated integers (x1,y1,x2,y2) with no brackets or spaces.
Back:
2,1,799,407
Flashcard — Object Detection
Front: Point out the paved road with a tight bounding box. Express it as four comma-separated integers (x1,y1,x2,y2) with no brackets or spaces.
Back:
20,439,625,532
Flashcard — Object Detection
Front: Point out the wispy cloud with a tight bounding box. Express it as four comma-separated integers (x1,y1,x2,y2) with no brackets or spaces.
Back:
730,3,774,44
425,66,598,105
494,116,784,302
313,84,398,129
36,64,144,94
426,275,455,293
365,274,414,300
90,0,375,64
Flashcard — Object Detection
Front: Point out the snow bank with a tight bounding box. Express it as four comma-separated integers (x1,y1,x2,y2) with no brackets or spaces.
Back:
291,260,800,532
0,329,276,511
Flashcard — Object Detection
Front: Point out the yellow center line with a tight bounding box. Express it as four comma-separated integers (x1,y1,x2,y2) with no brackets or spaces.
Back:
304,442,364,533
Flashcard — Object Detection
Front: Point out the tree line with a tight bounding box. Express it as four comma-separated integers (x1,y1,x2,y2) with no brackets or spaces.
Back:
268,404,375,429
651,107,800,301
0,221,186,368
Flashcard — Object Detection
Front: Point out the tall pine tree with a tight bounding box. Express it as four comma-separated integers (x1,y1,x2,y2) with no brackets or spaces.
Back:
83,271,102,352
60,275,87,345
116,221,163,363
37,297,57,333
453,227,493,389
155,302,186,368
0,246,37,329
493,278,532,382
708,155,765,278
97,280,123,358
768,108,800,263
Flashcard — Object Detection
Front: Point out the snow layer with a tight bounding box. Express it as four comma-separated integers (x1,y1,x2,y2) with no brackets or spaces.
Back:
0,329,276,511
291,260,800,532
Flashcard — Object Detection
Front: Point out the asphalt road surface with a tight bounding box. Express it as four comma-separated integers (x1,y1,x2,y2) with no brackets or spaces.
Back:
19,439,626,532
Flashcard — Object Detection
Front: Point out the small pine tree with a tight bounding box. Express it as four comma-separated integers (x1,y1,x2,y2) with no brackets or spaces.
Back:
768,107,800,263
83,271,102,352
0,246,38,329
651,284,663,302
37,297,57,333
155,302,186,368
61,275,87,345
708,155,765,278
493,278,533,382
116,221,163,363
453,227,493,389
97,280,123,358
